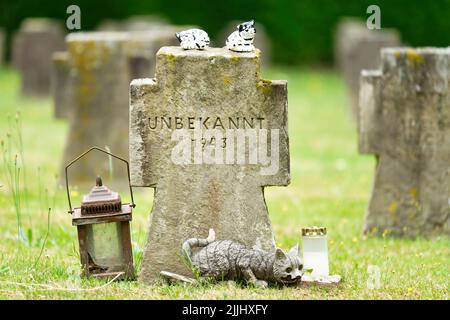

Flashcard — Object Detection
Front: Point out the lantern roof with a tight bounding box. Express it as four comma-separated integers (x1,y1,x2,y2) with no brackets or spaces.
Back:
81,177,122,215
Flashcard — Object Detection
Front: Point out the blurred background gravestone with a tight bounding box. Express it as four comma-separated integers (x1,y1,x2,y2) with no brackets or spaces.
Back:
12,18,65,96
126,25,194,78
96,15,168,32
216,20,272,66
51,51,71,119
61,32,131,187
97,15,189,78
54,23,188,121
95,19,123,32
359,47,450,237
122,15,169,31
0,28,5,65
334,18,401,122
60,27,189,185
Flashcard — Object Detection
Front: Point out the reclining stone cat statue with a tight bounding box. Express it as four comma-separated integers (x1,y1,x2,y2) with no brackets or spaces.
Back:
182,229,303,288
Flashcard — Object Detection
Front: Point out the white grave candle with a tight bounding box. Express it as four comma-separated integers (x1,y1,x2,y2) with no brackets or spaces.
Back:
301,226,329,276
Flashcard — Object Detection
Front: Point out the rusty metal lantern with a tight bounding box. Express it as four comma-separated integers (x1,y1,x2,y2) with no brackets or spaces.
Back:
65,147,135,280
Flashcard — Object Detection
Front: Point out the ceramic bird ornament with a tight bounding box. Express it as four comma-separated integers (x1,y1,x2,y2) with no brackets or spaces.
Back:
175,28,210,50
226,20,256,52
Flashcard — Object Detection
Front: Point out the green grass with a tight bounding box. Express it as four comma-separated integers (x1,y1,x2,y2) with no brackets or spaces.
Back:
0,65,448,300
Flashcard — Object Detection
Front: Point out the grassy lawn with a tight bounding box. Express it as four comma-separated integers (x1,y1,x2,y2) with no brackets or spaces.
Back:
0,65,448,300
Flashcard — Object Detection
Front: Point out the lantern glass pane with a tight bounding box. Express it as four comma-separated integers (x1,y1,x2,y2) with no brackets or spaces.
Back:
86,222,124,272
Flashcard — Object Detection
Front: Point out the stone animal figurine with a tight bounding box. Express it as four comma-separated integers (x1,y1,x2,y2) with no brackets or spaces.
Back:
225,20,256,52
175,28,210,50
182,229,303,288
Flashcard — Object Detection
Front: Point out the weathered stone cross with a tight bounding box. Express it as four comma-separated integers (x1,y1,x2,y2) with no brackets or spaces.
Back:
130,47,290,283
359,48,450,237
334,18,400,121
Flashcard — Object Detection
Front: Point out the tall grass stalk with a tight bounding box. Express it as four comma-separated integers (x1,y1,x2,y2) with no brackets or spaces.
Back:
1,111,55,256
13,112,31,229
1,135,24,243
29,168,59,270
104,145,114,182
32,207,51,270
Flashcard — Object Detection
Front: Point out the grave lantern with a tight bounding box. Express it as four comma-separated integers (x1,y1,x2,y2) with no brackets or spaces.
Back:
301,226,329,276
65,147,135,280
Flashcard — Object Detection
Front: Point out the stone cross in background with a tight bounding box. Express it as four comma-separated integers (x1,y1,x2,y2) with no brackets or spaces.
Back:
0,28,5,66
61,32,131,185
59,28,187,185
52,26,186,121
130,47,290,283
96,15,169,32
12,18,65,96
51,51,71,119
96,15,185,79
126,26,188,78
359,47,450,237
334,18,401,122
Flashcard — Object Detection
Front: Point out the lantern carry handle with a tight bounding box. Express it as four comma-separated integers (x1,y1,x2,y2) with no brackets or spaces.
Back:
65,146,136,214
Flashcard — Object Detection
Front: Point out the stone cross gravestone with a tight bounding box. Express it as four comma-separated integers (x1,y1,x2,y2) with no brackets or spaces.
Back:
51,51,71,119
12,18,65,96
60,30,191,184
359,47,450,237
130,47,290,283
61,32,131,185
335,18,400,121
53,28,182,121
98,25,194,80
122,15,169,32
96,15,169,32
126,26,190,78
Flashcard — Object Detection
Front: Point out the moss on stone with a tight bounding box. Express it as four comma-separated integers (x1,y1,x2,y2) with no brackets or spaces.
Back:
257,79,273,96
409,187,417,201
388,202,398,216
406,49,424,66
160,52,176,64
223,76,232,85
